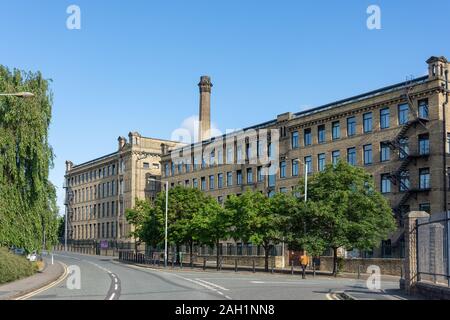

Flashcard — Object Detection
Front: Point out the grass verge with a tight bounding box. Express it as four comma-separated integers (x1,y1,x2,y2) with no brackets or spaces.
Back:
0,247,38,285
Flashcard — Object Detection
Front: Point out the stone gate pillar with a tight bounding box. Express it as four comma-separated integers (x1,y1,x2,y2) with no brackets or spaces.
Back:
403,211,429,294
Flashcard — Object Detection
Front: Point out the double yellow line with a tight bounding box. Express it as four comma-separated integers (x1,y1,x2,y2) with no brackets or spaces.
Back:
15,262,68,300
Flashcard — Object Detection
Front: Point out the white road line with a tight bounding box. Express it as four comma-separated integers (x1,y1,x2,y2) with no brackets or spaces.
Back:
115,284,118,290
109,293,115,300
196,279,229,291
114,278,118,283
122,263,232,300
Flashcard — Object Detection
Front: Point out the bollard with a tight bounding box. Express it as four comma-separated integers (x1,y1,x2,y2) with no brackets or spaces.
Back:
172,255,175,268
291,263,294,275
302,265,306,279
271,262,274,274
220,257,223,271
180,259,183,269
357,265,362,279
203,258,206,271
235,259,238,272
313,262,316,278
253,259,256,273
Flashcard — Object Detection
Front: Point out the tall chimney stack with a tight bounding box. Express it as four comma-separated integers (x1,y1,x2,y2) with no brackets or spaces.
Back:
198,75,212,142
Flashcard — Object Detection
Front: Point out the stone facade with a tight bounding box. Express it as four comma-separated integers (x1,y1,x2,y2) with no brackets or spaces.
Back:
160,56,450,256
64,133,179,242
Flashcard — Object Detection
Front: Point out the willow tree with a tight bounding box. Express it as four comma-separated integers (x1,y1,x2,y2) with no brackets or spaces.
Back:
0,66,58,252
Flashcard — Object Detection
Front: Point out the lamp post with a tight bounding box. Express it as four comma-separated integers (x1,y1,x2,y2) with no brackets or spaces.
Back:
148,178,169,268
293,158,308,202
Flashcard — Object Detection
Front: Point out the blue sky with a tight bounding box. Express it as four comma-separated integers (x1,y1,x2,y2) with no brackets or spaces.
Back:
0,0,449,214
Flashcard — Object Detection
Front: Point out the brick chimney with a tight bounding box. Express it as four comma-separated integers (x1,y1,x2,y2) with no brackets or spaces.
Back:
198,76,212,142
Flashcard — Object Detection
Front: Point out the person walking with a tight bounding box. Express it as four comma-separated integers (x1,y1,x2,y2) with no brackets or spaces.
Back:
300,251,309,279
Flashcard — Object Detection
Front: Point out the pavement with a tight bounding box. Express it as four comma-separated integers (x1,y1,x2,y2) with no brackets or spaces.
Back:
0,257,66,300
0,251,417,300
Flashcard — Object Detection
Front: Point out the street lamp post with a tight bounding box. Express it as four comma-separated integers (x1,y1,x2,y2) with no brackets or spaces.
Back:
148,178,169,268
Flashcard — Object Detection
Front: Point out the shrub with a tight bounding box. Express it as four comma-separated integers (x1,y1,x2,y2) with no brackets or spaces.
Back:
0,247,37,284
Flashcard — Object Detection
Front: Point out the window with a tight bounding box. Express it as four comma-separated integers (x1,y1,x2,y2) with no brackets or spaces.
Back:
237,170,243,185
419,168,430,190
280,187,288,193
268,173,276,187
380,142,390,162
185,180,190,187
363,112,372,133
363,144,373,165
217,149,223,165
209,175,215,190
304,156,312,174
399,138,409,159
193,178,198,188
304,128,312,146
398,103,409,125
419,203,431,213
347,147,356,166
218,196,224,205
257,140,264,158
380,108,390,129
419,134,430,155
280,161,286,178
318,125,326,144
237,145,243,162
227,147,233,163
381,174,391,193
218,173,223,189
257,166,263,182
318,153,326,171
178,162,183,174
201,177,206,191
291,131,299,149
419,99,429,119
292,159,299,176
332,121,340,140
347,117,356,136
246,143,252,160
399,171,410,192
227,172,233,186
447,133,450,154
332,150,340,165
210,150,215,166
247,168,253,184
171,162,175,176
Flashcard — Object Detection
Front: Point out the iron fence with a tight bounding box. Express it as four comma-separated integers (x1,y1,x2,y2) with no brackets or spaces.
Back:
416,211,450,286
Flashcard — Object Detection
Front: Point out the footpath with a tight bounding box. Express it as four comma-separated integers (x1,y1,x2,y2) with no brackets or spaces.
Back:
0,258,66,300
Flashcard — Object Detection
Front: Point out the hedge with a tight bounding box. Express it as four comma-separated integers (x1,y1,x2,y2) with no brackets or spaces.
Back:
0,247,37,284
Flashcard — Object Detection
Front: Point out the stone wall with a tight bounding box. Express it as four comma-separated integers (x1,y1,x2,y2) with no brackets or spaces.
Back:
413,282,450,300
318,256,404,276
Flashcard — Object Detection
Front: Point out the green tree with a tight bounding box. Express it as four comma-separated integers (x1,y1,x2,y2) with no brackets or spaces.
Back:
225,190,287,272
297,161,396,275
126,199,151,253
146,186,215,265
192,197,232,269
0,66,58,253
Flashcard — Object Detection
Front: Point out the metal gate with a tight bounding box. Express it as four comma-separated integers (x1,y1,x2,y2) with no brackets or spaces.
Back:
416,211,450,286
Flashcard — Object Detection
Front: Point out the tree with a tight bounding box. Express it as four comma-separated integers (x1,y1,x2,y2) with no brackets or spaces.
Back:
0,66,58,253
297,161,396,275
125,199,151,253
146,186,214,265
192,197,232,269
225,190,287,272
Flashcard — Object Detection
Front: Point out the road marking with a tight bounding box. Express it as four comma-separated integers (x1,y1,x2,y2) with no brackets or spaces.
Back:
115,284,118,290
196,279,229,291
109,293,115,300
122,263,232,300
15,262,68,300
